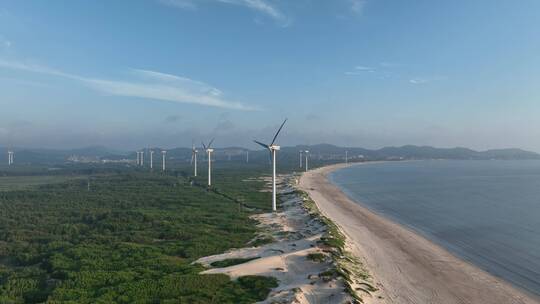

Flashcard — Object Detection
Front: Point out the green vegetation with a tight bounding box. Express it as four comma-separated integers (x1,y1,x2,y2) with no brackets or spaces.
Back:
0,175,83,191
0,167,277,303
210,257,260,268
306,253,326,263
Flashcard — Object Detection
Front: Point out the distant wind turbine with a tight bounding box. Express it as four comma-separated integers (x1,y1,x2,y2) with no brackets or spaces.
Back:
246,150,249,163
299,150,303,168
150,150,154,169
161,150,167,171
304,150,309,171
7,150,13,166
140,151,144,166
254,119,287,212
191,141,198,177
345,150,348,164
202,138,215,186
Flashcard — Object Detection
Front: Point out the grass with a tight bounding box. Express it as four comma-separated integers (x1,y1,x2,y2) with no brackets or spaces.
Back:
210,257,260,268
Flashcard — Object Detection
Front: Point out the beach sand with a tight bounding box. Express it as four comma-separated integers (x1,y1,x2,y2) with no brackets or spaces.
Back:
300,163,540,304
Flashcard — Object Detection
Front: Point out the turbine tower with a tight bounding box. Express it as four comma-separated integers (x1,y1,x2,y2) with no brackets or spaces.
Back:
140,151,144,166
202,138,215,186
150,150,154,169
136,151,140,166
246,150,249,163
304,150,309,171
299,150,303,168
161,150,167,171
345,150,348,163
191,141,198,177
254,119,287,212
7,150,13,166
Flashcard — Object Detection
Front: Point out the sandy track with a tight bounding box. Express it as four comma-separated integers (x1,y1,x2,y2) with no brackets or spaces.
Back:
300,164,540,304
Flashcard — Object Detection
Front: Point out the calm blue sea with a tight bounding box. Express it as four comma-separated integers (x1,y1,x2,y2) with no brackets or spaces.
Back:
329,160,540,296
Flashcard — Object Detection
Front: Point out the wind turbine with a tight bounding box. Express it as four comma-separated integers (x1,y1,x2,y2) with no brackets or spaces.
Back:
254,119,287,212
7,150,13,166
246,150,249,163
345,150,348,163
150,150,154,169
161,150,167,171
304,150,309,171
191,141,198,177
202,138,215,186
140,151,144,166
299,150,303,168
136,151,140,166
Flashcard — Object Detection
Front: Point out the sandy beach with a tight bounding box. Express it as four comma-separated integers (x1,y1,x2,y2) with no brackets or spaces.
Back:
300,163,540,304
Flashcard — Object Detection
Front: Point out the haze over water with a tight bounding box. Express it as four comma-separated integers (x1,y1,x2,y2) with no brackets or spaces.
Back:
330,160,540,296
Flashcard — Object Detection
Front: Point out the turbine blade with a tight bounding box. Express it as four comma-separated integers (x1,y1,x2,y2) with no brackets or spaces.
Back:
201,141,207,150
270,118,287,146
191,153,194,164
254,140,269,149
208,138,215,148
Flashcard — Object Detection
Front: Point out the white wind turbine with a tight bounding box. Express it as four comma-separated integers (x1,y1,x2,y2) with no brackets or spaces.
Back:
202,138,215,186
191,141,198,177
299,150,303,168
150,150,154,169
7,150,14,166
254,119,287,212
161,150,167,171
345,150,348,164
140,151,144,166
304,150,309,171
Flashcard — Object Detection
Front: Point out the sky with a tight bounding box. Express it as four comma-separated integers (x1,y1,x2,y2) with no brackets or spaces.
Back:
1,0,540,151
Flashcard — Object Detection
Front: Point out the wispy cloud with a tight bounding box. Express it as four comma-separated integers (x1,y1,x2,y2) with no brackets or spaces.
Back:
0,59,259,110
409,76,446,85
158,0,289,26
159,0,197,10
345,65,376,75
349,0,367,15
0,36,12,49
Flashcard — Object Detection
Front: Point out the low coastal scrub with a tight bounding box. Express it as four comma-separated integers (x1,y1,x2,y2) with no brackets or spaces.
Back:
296,188,377,303
0,169,276,303
210,257,260,268
306,252,326,263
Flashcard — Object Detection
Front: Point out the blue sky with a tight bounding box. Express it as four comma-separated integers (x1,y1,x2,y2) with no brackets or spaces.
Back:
1,0,540,151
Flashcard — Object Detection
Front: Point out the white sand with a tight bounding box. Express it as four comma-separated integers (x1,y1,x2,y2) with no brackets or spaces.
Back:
196,177,354,303
300,163,540,304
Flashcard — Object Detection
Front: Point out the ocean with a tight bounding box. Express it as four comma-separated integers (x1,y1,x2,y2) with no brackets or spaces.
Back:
329,160,540,296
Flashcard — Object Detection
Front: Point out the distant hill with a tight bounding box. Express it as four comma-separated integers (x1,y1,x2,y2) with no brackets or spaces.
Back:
1,144,538,166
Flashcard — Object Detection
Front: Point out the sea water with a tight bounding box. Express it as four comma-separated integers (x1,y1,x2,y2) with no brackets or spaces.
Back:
329,160,540,296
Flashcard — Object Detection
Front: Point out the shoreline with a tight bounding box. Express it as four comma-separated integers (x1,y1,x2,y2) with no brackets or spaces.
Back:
300,163,539,304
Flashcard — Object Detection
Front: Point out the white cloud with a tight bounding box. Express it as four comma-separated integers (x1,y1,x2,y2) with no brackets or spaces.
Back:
409,76,447,85
158,0,289,26
0,59,259,110
349,0,367,14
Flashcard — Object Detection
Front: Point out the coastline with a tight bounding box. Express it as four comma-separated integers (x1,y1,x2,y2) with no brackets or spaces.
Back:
300,163,539,304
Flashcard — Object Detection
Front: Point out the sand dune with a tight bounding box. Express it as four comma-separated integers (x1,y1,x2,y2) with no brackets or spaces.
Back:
300,164,540,304
196,179,355,303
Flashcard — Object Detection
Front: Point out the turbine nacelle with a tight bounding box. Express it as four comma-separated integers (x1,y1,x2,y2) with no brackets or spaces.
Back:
269,145,280,151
